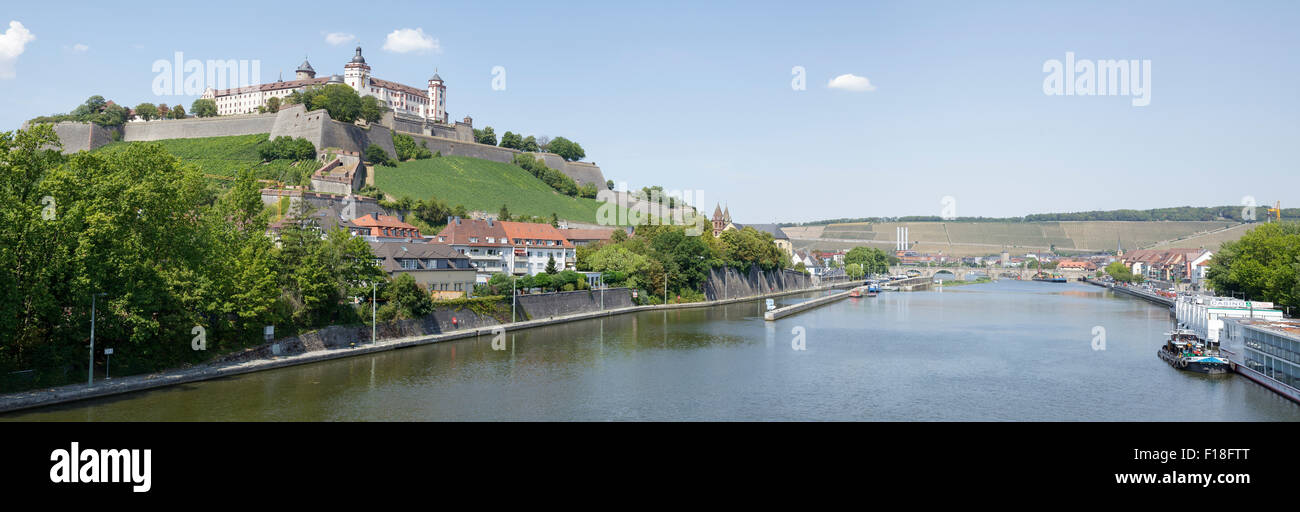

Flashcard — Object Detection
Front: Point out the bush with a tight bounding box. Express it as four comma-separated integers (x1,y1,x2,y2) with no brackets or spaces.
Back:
392,133,433,161
258,136,316,161
366,144,395,167
512,154,579,197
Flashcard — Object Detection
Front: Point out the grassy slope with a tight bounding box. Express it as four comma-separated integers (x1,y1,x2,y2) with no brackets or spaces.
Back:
375,156,606,223
94,134,308,184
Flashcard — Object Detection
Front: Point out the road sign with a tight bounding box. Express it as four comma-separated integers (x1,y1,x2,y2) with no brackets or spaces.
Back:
103,348,113,355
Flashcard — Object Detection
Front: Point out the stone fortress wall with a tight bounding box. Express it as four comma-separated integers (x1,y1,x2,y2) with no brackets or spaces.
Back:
39,105,607,192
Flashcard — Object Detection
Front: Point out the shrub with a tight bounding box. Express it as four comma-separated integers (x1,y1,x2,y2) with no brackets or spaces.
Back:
258,136,316,161
365,144,395,167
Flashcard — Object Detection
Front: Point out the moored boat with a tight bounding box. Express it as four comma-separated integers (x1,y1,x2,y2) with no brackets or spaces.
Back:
1157,329,1230,375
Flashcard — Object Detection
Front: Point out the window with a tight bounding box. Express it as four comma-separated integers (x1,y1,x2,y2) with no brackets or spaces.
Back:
400,259,417,270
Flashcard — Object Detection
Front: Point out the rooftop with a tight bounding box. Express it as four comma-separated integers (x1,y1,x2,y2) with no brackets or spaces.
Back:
1233,318,1300,339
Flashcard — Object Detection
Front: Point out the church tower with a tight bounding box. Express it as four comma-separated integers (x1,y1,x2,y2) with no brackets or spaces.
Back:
344,46,370,92
427,72,447,122
712,204,726,237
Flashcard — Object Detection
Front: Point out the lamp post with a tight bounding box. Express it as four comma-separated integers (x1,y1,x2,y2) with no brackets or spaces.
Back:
88,292,106,386
372,281,377,344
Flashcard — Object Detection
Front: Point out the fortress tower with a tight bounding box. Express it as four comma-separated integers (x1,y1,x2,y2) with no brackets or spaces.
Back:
295,58,315,80
428,72,447,123
343,46,370,90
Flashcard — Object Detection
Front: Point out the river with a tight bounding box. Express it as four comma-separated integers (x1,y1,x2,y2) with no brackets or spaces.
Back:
5,280,1298,421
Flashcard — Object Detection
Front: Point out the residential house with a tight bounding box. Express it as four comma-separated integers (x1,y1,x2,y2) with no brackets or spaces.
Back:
561,227,618,247
500,221,576,276
434,217,511,283
352,213,425,242
369,242,476,299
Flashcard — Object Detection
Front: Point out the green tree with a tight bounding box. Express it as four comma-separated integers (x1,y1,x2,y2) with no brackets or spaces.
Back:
134,103,159,121
265,97,281,113
381,273,434,320
191,98,218,118
547,136,585,161
1207,223,1300,310
546,255,559,274
521,135,540,152
498,204,511,221
365,144,395,167
845,246,891,276
474,126,497,146
499,131,523,150
169,104,186,119
360,95,388,124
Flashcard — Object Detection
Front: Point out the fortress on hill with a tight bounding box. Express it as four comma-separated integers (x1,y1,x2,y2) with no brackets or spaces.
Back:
32,46,608,193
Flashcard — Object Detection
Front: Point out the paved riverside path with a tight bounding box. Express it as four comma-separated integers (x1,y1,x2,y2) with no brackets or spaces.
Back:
0,280,861,414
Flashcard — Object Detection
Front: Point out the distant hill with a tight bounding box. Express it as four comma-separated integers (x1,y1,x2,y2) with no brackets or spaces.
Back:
375,155,608,223
786,220,1269,257
785,205,1299,226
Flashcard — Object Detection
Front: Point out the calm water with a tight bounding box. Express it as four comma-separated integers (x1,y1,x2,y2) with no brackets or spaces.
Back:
6,280,1299,421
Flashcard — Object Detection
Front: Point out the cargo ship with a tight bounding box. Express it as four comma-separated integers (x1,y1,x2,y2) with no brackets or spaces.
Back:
1157,329,1230,375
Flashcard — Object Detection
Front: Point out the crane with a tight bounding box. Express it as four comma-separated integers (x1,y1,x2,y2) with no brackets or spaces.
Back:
1264,201,1282,222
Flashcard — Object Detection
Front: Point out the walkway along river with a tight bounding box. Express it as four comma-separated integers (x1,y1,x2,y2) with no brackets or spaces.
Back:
4,280,1298,421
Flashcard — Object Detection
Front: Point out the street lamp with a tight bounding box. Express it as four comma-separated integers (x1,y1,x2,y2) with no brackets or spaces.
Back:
372,281,377,344
88,292,106,386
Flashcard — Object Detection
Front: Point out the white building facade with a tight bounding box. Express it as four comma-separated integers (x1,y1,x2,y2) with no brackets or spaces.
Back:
202,46,448,122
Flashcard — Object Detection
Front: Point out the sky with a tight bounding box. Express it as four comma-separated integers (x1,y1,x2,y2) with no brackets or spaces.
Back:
1,0,1296,223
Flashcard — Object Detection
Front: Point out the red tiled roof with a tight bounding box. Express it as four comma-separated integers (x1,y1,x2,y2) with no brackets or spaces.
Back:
500,221,573,248
368,77,425,97
211,77,330,97
561,228,615,242
434,218,508,247
353,214,421,238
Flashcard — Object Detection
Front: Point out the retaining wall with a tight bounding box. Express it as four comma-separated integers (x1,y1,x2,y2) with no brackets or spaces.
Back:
702,267,814,301
517,288,635,319
42,122,120,154
123,114,277,142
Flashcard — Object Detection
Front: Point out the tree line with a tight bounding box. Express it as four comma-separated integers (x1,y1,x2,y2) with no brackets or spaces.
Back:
0,125,414,392
574,224,792,304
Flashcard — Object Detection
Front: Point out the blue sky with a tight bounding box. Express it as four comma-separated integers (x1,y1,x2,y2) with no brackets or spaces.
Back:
2,1,1296,223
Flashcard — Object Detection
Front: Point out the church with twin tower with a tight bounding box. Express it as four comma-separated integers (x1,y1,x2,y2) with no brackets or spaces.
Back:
201,46,448,123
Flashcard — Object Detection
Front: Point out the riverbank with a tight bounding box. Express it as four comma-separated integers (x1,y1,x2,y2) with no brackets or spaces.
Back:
1081,277,1174,307
0,280,860,414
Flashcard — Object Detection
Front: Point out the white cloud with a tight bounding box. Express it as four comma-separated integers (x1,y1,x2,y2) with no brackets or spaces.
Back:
325,32,355,46
382,28,439,54
827,73,876,92
71,43,89,53
0,21,36,79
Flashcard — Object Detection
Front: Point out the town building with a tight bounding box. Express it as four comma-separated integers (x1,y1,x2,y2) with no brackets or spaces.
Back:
500,221,576,276
201,46,449,123
1122,248,1212,284
266,202,359,245
561,227,618,247
369,242,475,298
726,223,794,259
352,213,425,242
1056,259,1097,271
1221,317,1300,403
1176,296,1284,345
434,217,511,283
